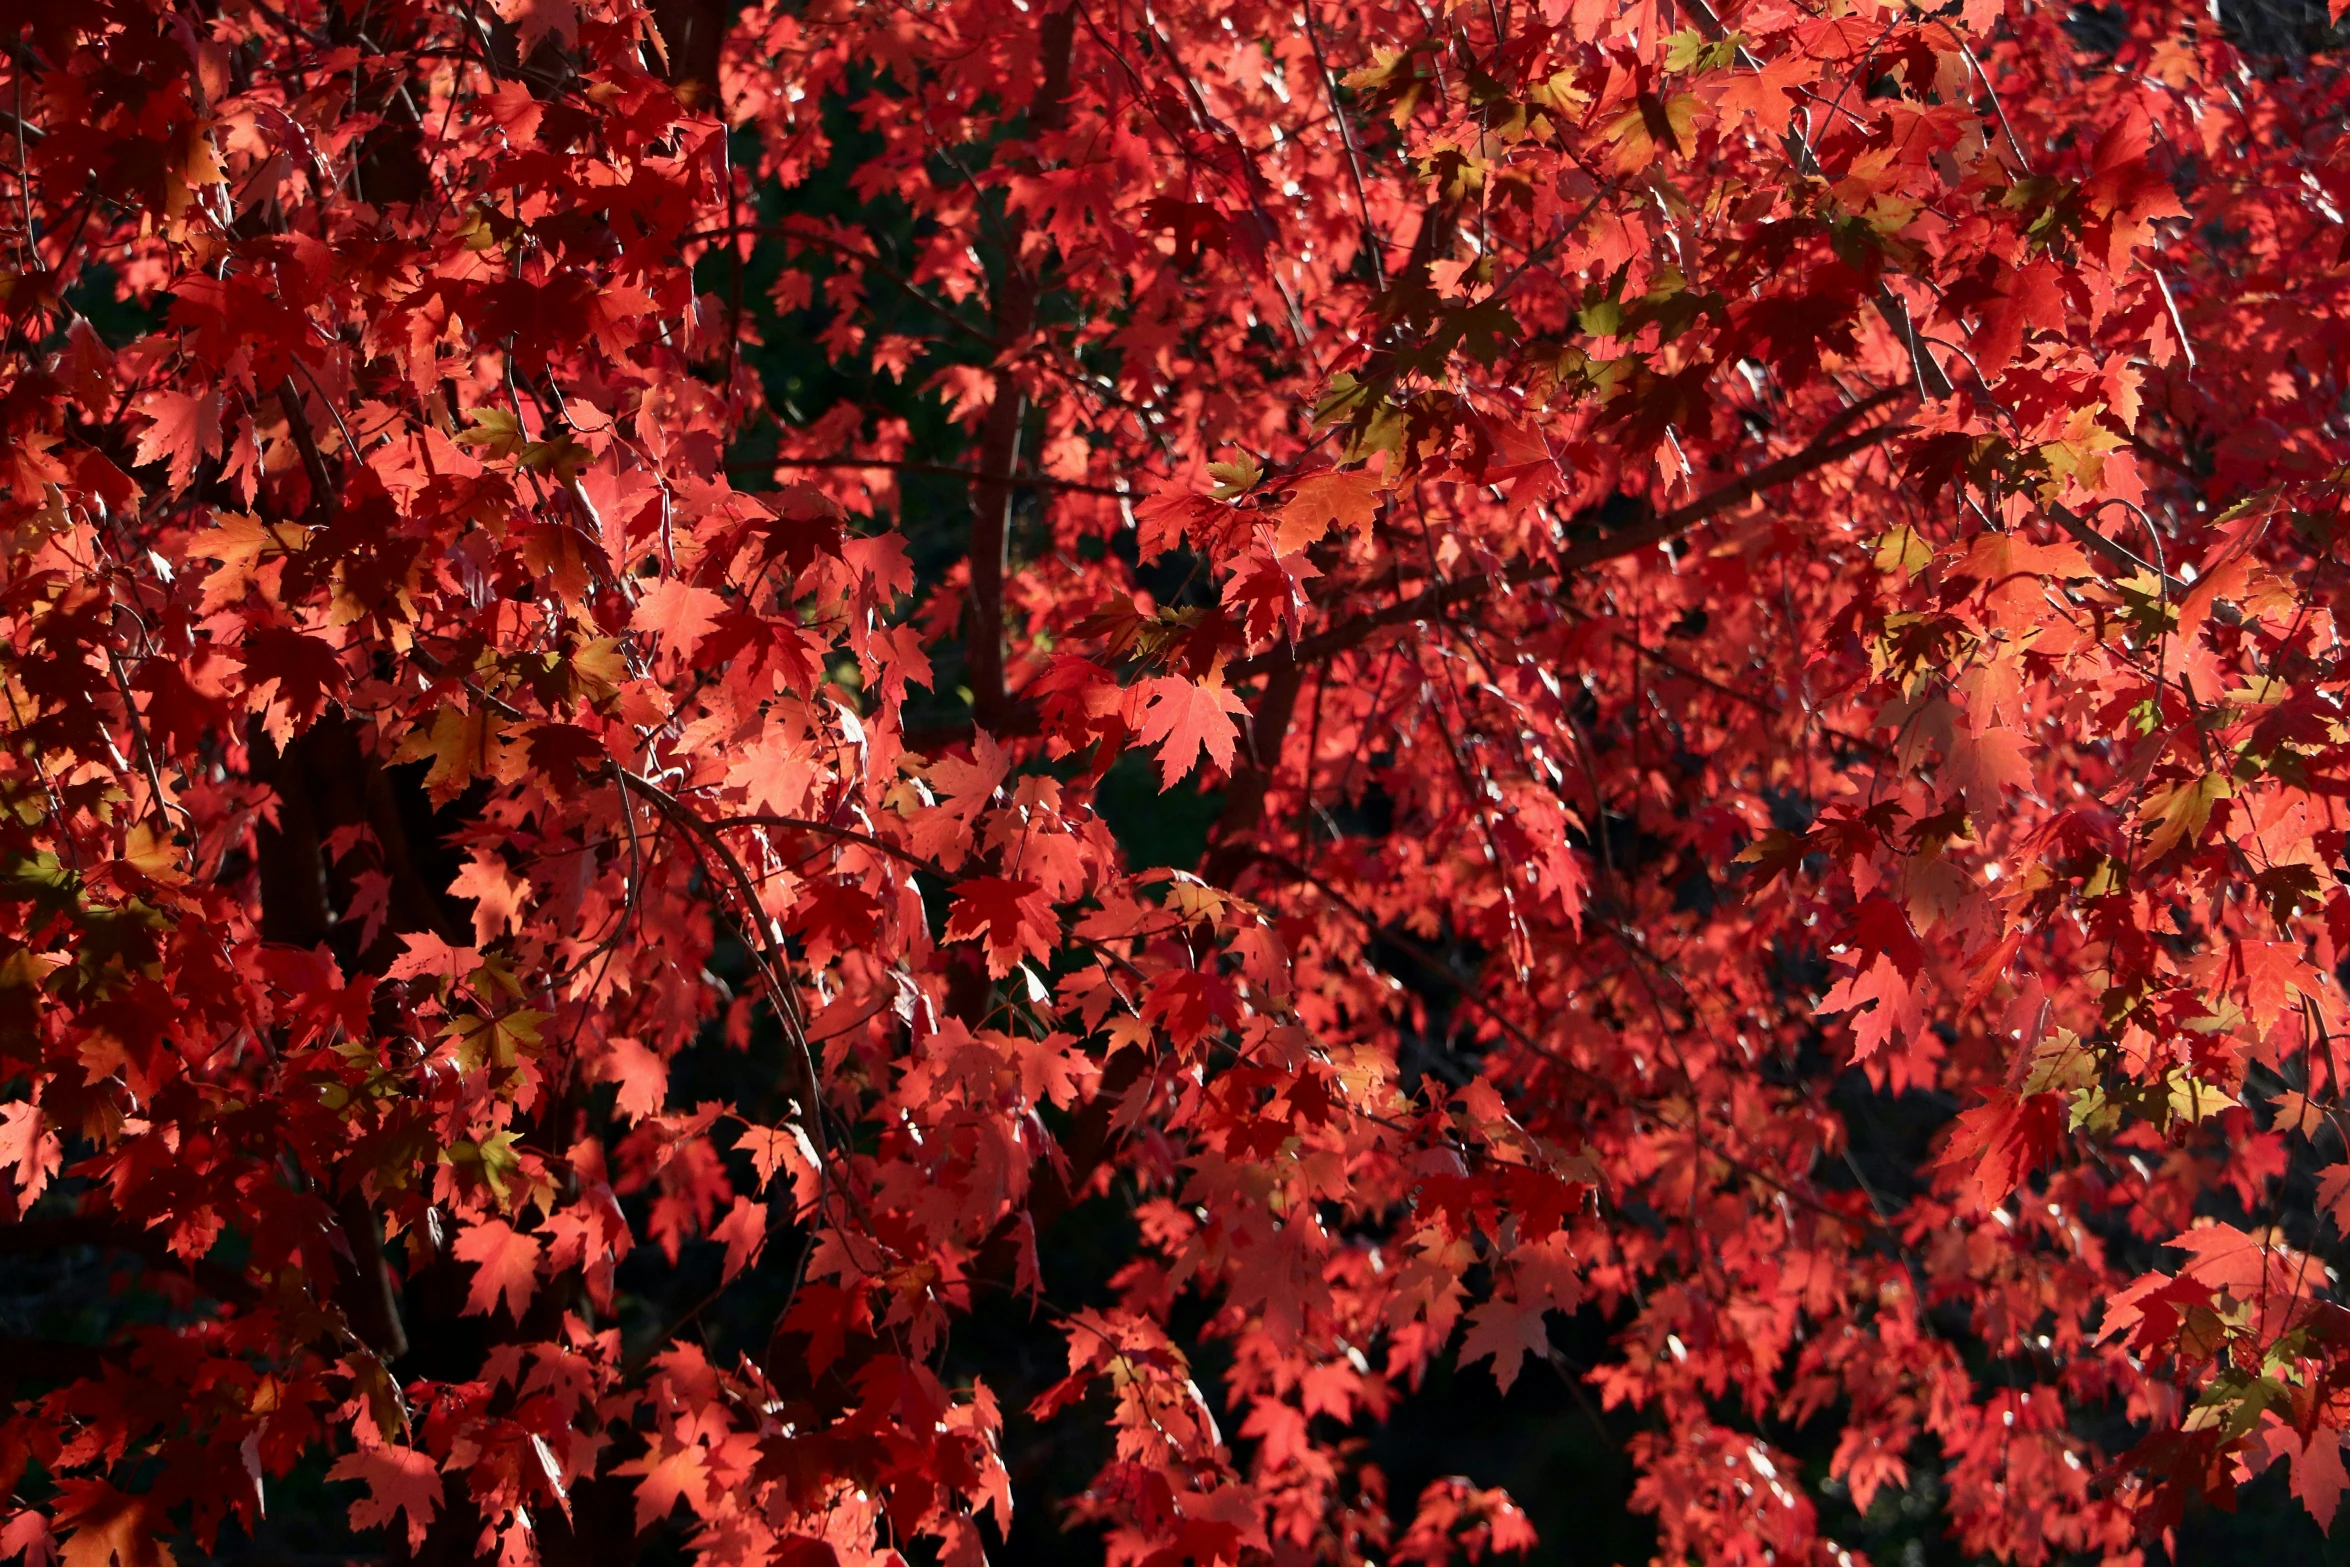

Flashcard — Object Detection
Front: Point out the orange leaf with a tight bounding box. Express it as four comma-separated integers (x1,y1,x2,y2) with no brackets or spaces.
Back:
1274,470,1381,554
54,1482,173,1567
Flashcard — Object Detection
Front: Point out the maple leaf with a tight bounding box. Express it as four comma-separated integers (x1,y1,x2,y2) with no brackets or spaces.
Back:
619,1444,710,1532
1943,727,2034,826
2232,939,2316,1036
339,868,393,954
783,878,882,967
132,389,222,491
524,721,609,788
909,731,1012,867
1816,896,1928,1062
776,1281,868,1379
596,1035,670,1121
453,1216,543,1320
2141,772,2231,860
395,704,518,805
1971,259,2066,373
1940,1091,2068,1212
1458,1295,1554,1393
2083,100,2188,269
630,579,729,662
712,1194,767,1283
384,932,481,986
1133,490,1229,558
130,656,231,758
2318,1162,2350,1233
242,627,347,727
726,726,818,817
449,853,530,947
1733,828,1810,895
2290,1426,2350,1531
1715,51,1816,128
0,1511,55,1567
1137,673,1250,787
327,1446,444,1552
52,1482,173,1567
929,730,1011,808
1222,547,1322,646
448,1001,549,1074
0,1102,61,1209
1274,469,1382,554
1832,1424,1911,1516
737,1121,823,1213
947,876,1057,978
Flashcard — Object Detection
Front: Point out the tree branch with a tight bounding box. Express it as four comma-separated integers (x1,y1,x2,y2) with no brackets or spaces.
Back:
2048,501,2185,594
608,766,831,1178
276,376,339,524
759,455,1136,499
706,811,941,875
965,7,1077,730
1235,396,1910,678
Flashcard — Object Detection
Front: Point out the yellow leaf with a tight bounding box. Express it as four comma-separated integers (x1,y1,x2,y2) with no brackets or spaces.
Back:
2166,1069,2239,1125
2141,772,2231,859
395,704,517,804
121,820,185,885
447,1007,551,1071
567,637,627,703
1872,525,1933,576
1208,452,1264,500
191,509,308,570
2020,1028,2097,1096
457,408,527,458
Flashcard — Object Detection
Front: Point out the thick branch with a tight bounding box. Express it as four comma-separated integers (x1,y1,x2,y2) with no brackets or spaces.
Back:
277,376,339,525
1201,648,1302,885
2048,501,2185,594
965,7,1077,729
1235,398,1910,678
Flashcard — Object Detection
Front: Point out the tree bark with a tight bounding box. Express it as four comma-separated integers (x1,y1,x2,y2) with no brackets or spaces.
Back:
963,8,1076,731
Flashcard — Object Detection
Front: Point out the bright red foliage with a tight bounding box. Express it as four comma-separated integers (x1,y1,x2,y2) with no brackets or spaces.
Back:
5,0,2350,1563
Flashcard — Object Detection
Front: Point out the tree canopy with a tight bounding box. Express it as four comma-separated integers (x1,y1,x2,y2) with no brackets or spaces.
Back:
5,0,2350,1562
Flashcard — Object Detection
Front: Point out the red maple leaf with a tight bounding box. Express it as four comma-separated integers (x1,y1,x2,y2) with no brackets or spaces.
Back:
453,1217,542,1320
618,1444,709,1532
712,1194,768,1283
327,1446,444,1552
131,389,222,490
946,876,1056,977
241,627,347,726
1136,673,1250,787
630,579,729,662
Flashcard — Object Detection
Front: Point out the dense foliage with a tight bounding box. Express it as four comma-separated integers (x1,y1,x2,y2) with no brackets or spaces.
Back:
7,0,2350,1562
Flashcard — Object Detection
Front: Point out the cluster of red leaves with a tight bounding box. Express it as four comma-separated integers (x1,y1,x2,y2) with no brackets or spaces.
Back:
5,0,2350,1563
